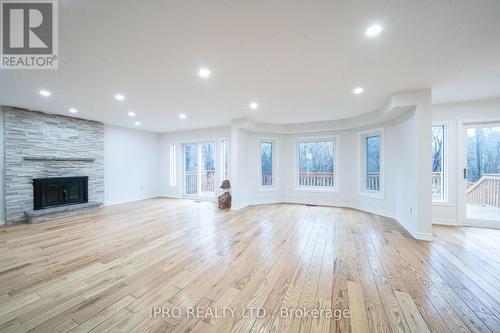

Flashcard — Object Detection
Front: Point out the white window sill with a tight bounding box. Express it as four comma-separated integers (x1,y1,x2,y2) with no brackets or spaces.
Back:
358,191,385,200
293,186,339,194
432,200,452,206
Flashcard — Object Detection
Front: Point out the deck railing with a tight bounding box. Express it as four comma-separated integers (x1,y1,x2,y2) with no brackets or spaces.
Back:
298,172,335,187
432,172,443,199
185,171,215,195
467,174,500,208
262,172,273,186
367,172,380,191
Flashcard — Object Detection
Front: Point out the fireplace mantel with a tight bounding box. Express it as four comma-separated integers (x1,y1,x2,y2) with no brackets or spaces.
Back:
23,156,96,162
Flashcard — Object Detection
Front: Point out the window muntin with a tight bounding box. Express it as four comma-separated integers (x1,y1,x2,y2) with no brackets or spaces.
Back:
297,140,335,188
365,135,381,192
260,142,273,187
432,125,446,201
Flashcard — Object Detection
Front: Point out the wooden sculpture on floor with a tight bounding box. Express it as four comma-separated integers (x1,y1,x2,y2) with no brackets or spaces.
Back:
218,180,232,209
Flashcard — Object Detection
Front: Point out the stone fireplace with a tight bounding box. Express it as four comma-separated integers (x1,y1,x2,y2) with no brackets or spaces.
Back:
2,107,104,224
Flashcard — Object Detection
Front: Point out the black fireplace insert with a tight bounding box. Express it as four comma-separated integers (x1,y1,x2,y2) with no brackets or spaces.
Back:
33,176,88,210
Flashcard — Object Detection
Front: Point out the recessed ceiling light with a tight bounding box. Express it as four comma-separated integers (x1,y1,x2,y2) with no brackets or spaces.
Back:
128,111,136,117
39,90,51,97
198,68,211,78
115,94,125,101
134,121,140,126
249,102,259,110
366,24,382,37
179,113,187,119
69,108,78,114
353,87,364,95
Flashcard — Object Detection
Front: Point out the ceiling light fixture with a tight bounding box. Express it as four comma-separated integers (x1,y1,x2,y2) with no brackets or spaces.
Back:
249,102,259,110
134,121,140,126
115,94,125,101
353,87,364,95
179,113,187,119
366,24,382,37
69,108,78,114
198,68,211,78
128,111,136,117
39,90,51,97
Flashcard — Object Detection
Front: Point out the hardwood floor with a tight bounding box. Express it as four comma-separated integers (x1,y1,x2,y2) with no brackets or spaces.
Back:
1,198,500,333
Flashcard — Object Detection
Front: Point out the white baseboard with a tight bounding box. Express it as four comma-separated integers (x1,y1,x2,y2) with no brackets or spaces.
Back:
104,195,160,207
415,232,434,241
231,203,249,211
349,204,395,220
396,216,434,241
158,194,183,200
432,218,457,226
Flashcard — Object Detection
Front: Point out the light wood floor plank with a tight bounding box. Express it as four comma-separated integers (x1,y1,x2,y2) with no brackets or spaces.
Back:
1,198,500,332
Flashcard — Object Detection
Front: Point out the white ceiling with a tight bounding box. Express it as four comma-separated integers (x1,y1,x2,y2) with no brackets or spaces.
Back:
1,0,499,133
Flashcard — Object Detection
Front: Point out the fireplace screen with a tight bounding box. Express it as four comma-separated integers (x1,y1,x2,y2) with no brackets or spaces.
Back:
33,177,88,210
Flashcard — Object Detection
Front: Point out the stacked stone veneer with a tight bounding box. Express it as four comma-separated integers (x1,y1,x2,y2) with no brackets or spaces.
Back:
3,107,104,223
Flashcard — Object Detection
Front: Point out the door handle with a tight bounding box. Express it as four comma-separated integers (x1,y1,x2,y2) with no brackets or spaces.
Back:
463,168,467,179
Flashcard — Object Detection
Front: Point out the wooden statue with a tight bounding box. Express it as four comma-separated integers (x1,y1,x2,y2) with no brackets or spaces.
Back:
218,180,232,209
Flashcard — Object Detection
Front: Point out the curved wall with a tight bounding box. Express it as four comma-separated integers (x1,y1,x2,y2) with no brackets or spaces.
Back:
161,89,434,240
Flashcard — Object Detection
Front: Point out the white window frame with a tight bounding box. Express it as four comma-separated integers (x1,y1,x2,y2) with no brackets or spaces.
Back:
258,137,278,191
169,143,177,186
220,139,230,181
432,123,448,203
359,128,384,199
293,135,339,193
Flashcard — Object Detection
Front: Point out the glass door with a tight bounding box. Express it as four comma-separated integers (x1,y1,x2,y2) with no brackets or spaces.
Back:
462,123,500,227
183,142,216,199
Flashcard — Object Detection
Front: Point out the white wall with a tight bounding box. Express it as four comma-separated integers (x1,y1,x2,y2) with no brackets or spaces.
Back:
154,90,436,240
432,98,500,225
156,97,433,239
104,125,161,206
241,124,403,220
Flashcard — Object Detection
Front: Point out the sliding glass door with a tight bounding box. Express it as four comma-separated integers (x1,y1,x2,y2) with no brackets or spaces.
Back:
183,142,216,198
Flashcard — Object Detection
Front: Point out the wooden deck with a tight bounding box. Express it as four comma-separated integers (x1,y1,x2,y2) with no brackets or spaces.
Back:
1,198,500,332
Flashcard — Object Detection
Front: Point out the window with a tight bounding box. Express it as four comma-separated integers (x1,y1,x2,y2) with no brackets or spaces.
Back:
296,139,336,189
260,141,273,187
365,135,381,191
222,140,230,181
183,142,216,197
360,129,383,196
169,144,176,186
432,125,446,201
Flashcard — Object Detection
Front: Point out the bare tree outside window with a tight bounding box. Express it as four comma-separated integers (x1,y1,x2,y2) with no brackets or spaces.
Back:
465,126,500,221
297,141,335,187
260,142,273,186
366,136,380,191
432,126,445,200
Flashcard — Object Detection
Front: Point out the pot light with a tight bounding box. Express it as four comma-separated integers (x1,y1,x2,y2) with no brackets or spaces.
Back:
366,24,382,37
179,113,187,119
198,68,211,78
115,94,125,101
69,108,78,114
39,90,51,97
128,111,136,117
134,121,140,126
249,102,259,110
353,87,364,95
